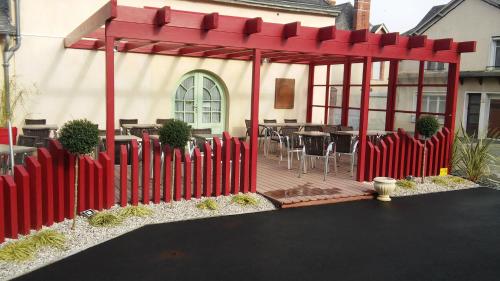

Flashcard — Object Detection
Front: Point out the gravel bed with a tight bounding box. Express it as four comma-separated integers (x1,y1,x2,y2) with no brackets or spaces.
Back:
390,176,478,197
0,194,276,280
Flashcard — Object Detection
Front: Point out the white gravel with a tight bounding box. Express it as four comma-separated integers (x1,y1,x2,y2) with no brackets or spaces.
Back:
0,193,276,280
390,176,478,197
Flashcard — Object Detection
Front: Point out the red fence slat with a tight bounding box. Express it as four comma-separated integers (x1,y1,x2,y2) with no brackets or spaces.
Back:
426,141,434,176
25,157,42,230
392,133,400,179
231,137,241,194
203,143,212,197
386,136,394,178
94,161,104,211
406,135,414,177
77,156,86,213
120,145,128,207
98,152,112,209
365,142,374,182
431,135,440,175
174,149,182,201
64,152,76,219
153,140,161,204
373,146,381,178
379,140,387,177
0,177,4,242
443,128,451,170
14,166,30,235
416,140,424,177
240,141,250,193
163,145,172,202
2,176,18,239
193,148,202,199
37,148,54,226
212,137,222,196
142,133,151,204
184,153,192,200
399,131,408,178
85,156,95,210
49,140,65,223
131,140,139,206
222,132,231,196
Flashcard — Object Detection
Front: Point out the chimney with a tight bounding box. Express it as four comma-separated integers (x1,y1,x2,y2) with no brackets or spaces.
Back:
325,0,337,5
353,0,370,30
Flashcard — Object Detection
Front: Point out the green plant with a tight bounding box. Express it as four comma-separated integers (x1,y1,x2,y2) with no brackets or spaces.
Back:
0,78,38,127
0,230,66,262
453,127,496,182
431,176,449,187
118,205,153,218
58,119,99,230
196,199,218,210
415,115,440,183
396,179,416,189
88,211,123,227
231,194,259,206
431,175,470,188
159,119,191,149
30,230,66,249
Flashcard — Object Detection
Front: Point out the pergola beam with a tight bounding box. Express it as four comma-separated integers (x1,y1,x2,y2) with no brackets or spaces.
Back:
245,17,263,35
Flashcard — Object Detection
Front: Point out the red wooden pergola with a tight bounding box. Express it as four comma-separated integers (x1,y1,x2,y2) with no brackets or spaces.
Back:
65,0,475,188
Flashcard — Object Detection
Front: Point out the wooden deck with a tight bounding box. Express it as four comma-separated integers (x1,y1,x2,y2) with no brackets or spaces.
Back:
257,154,375,208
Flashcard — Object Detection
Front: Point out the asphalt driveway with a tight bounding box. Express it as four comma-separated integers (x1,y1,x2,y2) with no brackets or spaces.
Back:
16,187,500,281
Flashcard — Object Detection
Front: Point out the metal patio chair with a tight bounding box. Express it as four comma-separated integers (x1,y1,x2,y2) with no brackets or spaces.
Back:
24,119,46,125
280,127,303,169
119,118,138,135
299,134,336,181
331,133,358,177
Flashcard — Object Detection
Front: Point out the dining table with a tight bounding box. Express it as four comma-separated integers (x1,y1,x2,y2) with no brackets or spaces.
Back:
0,144,37,172
100,135,142,164
22,124,59,138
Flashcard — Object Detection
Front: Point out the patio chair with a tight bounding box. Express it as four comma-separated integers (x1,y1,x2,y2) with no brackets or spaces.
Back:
331,133,358,177
337,125,353,131
15,135,39,164
299,134,336,181
284,119,297,123
304,125,323,132
130,127,149,137
24,119,46,125
322,125,338,134
119,118,138,135
280,127,302,169
191,128,212,135
23,128,50,147
263,119,281,156
245,119,266,153
156,118,173,126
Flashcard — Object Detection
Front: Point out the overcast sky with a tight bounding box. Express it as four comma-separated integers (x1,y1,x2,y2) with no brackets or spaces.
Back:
336,0,450,32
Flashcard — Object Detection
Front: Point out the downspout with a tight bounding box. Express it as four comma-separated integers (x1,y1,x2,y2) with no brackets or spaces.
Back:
2,0,21,174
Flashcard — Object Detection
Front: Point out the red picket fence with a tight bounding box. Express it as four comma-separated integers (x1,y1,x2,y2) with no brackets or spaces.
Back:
1,132,252,244
363,127,451,182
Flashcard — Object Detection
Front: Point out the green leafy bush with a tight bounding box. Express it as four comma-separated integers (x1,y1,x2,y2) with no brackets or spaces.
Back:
159,119,191,149
118,205,153,218
88,211,123,227
231,194,259,206
58,119,99,155
396,179,416,189
415,115,440,139
196,199,218,210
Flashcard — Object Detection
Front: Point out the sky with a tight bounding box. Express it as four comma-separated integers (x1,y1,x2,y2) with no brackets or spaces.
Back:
335,0,451,32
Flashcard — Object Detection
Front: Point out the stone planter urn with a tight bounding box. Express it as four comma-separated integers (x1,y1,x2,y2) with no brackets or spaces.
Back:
373,177,396,202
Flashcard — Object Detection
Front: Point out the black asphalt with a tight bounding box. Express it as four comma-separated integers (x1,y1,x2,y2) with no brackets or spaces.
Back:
16,188,500,281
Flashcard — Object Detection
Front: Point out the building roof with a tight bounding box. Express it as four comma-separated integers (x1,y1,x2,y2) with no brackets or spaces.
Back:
405,0,500,35
210,0,341,16
0,0,15,35
333,2,387,32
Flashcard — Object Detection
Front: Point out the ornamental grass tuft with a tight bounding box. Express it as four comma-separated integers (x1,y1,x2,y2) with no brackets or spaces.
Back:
196,199,218,210
231,194,259,206
88,211,124,227
432,175,469,188
30,230,66,250
0,230,66,262
396,179,416,189
118,205,154,218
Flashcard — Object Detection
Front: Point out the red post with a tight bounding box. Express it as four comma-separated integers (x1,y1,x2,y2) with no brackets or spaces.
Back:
77,156,86,213
2,176,18,239
193,148,202,199
385,60,399,131
213,137,222,196
184,152,192,200
323,64,331,124
142,133,151,204
445,62,460,166
231,137,241,194
64,152,76,219
163,145,172,202
240,141,250,193
414,61,425,138
153,140,161,203
356,56,372,181
306,63,315,123
174,149,182,201
249,48,261,192
49,140,64,223
26,157,42,230
341,58,352,126
104,23,116,190
131,140,139,206
203,143,212,197
85,156,95,210
222,132,231,196
37,148,53,226
14,165,30,235
98,152,112,209
120,145,128,207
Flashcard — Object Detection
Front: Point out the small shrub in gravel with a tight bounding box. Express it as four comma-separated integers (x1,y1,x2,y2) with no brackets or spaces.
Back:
30,230,66,250
432,176,469,188
118,205,154,218
88,211,124,227
396,179,416,189
196,199,218,210
0,230,66,262
231,194,259,206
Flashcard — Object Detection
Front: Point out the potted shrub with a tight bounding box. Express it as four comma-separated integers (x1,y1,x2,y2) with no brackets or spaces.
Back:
415,115,440,183
58,119,99,229
158,119,191,153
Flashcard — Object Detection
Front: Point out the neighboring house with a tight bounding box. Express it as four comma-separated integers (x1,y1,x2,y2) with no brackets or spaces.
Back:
402,0,500,138
1,0,388,135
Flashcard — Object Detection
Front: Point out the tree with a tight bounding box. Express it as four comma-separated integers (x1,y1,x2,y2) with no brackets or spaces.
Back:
415,115,440,183
58,119,99,229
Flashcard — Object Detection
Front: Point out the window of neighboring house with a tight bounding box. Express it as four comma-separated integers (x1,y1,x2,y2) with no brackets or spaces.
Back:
426,61,445,71
371,61,384,80
412,93,446,123
491,37,500,69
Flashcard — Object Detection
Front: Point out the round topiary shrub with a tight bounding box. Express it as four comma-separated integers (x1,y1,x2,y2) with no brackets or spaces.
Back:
58,119,99,155
415,115,440,139
159,119,191,149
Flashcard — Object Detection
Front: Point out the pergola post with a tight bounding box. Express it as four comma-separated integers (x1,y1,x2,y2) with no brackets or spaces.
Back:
306,63,315,123
323,65,331,124
414,61,425,138
444,60,460,167
341,58,351,126
385,60,399,131
104,23,115,176
356,56,372,181
249,49,261,192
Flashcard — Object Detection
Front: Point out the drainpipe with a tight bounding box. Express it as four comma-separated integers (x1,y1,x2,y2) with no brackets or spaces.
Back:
2,0,21,174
